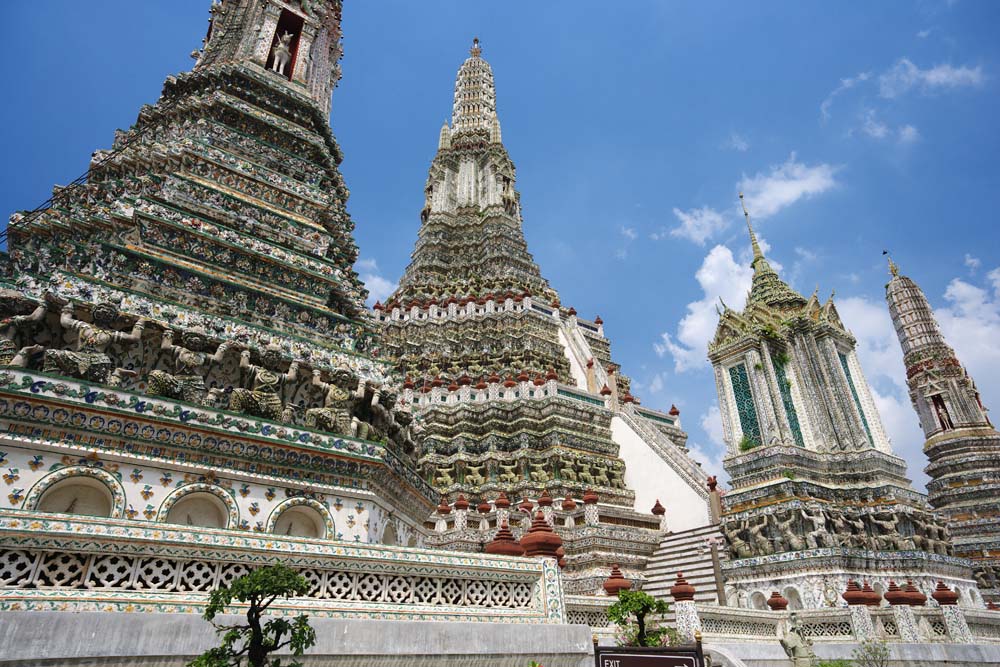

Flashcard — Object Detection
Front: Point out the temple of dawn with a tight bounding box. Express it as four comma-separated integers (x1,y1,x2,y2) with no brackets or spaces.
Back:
0,1,998,665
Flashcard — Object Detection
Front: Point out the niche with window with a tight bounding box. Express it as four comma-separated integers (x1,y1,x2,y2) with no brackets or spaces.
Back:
264,10,305,80
932,394,955,432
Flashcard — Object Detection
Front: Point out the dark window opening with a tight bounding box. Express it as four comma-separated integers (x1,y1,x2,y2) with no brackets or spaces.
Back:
264,10,305,80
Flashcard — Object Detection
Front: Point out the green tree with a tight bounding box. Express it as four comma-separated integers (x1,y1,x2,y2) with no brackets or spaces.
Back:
607,590,670,647
188,564,316,667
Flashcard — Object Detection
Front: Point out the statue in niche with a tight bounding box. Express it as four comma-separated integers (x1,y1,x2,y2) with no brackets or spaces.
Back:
229,343,298,421
868,511,903,551
43,300,147,385
609,466,625,489
148,327,233,404
305,367,359,436
465,463,485,486
801,506,829,549
435,464,454,488
592,462,611,487
270,32,294,76
775,509,805,552
0,292,47,367
780,613,816,667
498,462,519,485
528,461,549,483
558,454,577,482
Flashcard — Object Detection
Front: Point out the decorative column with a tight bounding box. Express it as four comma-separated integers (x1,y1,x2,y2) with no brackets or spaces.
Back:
583,489,599,526
253,4,283,65
670,573,701,643
476,498,491,531
651,498,667,532
940,605,973,643
434,496,450,533
538,490,554,526
453,494,469,530
291,21,318,83
886,580,921,641
561,496,576,528
494,491,511,527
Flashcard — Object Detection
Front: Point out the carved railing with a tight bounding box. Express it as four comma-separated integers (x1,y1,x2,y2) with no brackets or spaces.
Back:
0,510,565,624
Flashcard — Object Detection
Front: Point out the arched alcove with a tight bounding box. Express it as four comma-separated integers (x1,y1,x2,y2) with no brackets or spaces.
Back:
164,492,230,529
36,476,113,517
273,505,326,539
783,586,804,610
750,591,768,610
381,521,398,546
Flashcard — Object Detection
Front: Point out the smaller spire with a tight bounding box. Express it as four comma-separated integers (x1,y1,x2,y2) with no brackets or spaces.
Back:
490,115,502,143
739,192,765,266
470,37,482,57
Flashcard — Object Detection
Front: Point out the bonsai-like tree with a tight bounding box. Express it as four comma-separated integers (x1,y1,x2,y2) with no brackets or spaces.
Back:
607,589,670,647
188,564,316,667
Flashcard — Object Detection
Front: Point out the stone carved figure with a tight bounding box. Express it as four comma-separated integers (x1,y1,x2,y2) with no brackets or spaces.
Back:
0,293,46,367
44,301,147,385
801,506,829,549
498,462,519,485
868,511,902,551
435,464,454,488
775,509,805,552
592,462,611,487
558,455,577,482
270,31,294,75
609,466,625,489
577,461,594,485
780,614,816,667
722,520,753,559
465,463,485,486
748,515,773,555
529,461,549,483
148,327,231,404
229,343,298,421
305,368,360,436
846,513,870,549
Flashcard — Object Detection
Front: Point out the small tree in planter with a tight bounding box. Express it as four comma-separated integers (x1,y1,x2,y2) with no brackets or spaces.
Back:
188,564,316,667
607,590,675,647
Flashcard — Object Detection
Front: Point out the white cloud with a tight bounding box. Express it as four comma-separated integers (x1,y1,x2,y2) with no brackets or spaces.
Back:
700,404,725,447
727,132,750,152
861,109,890,139
965,254,981,273
655,245,753,371
879,58,984,99
620,226,637,241
916,29,932,39
738,153,839,219
820,71,872,121
356,258,397,306
670,206,730,246
648,373,665,394
897,124,921,144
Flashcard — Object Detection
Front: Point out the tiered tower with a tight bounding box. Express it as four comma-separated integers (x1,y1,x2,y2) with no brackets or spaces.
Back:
0,0,435,562
710,198,977,609
885,260,1000,602
374,40,715,596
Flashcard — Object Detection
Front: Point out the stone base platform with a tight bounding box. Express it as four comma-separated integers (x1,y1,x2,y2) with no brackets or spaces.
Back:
0,612,594,667
705,641,1000,667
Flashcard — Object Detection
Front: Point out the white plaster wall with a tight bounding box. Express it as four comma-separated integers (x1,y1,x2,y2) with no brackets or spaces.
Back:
611,416,711,532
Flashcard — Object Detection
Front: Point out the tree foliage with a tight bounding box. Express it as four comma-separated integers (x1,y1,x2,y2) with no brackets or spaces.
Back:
606,590,670,647
188,564,316,667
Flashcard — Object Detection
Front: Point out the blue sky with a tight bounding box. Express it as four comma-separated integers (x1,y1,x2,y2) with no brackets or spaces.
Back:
3,1,999,489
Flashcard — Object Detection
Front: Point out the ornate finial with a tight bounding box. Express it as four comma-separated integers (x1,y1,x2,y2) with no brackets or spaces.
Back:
883,250,899,277
470,37,482,57
739,192,764,264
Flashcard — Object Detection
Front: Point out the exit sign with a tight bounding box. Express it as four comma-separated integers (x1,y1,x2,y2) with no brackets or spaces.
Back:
594,644,704,667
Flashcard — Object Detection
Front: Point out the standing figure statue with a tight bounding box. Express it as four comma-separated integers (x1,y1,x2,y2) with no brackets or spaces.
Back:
775,509,806,552
722,521,754,559
780,613,816,667
868,511,901,551
748,514,773,555
270,31,294,75
0,292,46,367
44,301,147,385
305,368,356,436
148,327,231,404
229,343,298,422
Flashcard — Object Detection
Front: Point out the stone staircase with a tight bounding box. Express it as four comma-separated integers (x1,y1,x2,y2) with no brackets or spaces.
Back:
642,523,727,605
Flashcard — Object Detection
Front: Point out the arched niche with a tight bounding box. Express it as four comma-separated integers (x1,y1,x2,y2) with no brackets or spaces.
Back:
381,521,398,546
159,485,237,530
750,591,768,611
27,466,126,519
783,586,804,611
265,498,334,539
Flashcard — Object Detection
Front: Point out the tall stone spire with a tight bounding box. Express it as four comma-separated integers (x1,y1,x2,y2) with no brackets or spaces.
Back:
886,262,1000,602
391,40,554,305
